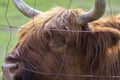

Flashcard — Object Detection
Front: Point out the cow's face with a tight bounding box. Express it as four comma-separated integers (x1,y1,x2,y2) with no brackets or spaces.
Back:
2,0,106,80
2,8,81,80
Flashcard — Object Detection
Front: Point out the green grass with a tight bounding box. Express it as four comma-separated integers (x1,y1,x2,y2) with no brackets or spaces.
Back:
0,0,120,80
0,29,17,63
0,29,17,80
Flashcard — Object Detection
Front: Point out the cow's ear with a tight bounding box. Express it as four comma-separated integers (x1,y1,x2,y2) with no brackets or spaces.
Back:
93,27,120,48
99,29,120,48
108,31,120,47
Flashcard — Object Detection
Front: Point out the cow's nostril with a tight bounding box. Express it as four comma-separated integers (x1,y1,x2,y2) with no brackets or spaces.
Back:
9,64,19,73
2,62,23,75
2,63,23,80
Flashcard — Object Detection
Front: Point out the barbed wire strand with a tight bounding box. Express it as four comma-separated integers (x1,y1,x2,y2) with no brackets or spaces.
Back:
0,0,12,77
0,25,109,33
53,44,67,80
50,1,72,80
5,0,12,56
67,0,72,9
23,68,120,78
108,0,113,15
33,0,36,27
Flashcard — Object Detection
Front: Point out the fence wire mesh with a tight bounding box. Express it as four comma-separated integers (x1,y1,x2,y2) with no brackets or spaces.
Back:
0,0,120,80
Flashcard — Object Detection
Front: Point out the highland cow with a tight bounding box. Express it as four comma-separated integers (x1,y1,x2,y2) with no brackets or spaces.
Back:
2,0,120,80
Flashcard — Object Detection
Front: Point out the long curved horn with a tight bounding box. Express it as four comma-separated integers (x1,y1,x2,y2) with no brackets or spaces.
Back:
13,0,43,18
76,0,106,25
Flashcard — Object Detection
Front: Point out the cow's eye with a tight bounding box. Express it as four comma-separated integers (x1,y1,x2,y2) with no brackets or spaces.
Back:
44,32,50,39
55,37,65,47
49,37,65,49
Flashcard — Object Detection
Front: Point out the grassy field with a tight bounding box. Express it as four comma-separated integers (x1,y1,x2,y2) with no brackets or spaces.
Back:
0,0,120,80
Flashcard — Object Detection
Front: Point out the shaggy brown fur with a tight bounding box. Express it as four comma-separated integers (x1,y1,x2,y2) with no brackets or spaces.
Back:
4,7,120,80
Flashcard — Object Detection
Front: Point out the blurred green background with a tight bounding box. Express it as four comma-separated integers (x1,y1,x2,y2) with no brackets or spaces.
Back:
0,0,120,80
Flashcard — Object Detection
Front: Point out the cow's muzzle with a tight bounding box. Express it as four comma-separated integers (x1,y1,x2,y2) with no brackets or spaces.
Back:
2,62,23,80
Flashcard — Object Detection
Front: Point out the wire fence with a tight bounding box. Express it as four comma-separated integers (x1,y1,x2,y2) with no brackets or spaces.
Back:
0,0,120,80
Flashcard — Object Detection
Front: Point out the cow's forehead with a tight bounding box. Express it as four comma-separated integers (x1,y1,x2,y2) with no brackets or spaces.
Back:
17,7,84,43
